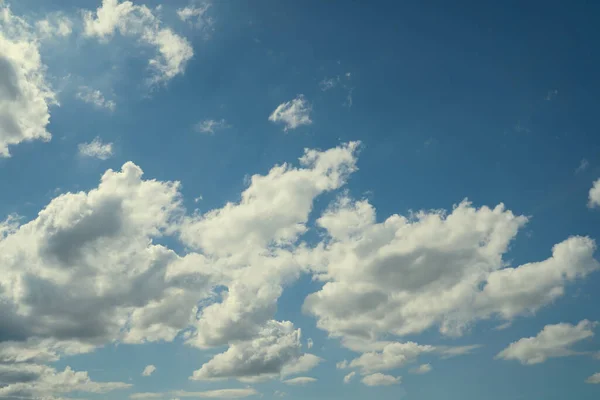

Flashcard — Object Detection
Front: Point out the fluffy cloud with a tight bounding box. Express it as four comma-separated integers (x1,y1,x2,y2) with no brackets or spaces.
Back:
301,196,599,346
190,321,320,382
361,373,401,386
0,161,211,354
342,342,435,374
0,5,55,157
0,364,130,399
268,95,312,131
142,364,156,376
78,136,114,159
496,320,596,365
282,377,317,385
35,13,73,39
589,178,600,208
410,364,432,374
76,86,116,111
83,0,193,84
586,373,600,384
194,119,228,134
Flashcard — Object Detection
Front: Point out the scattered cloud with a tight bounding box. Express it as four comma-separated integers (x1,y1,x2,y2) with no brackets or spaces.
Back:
78,137,114,160
576,159,589,174
306,338,313,349
35,13,73,39
545,89,558,101
319,77,339,91
361,373,401,387
83,0,194,84
142,365,156,376
282,377,317,386
268,95,312,131
194,119,229,134
177,2,214,32
496,320,596,365
343,371,356,384
0,4,55,157
588,178,600,208
341,342,435,374
410,364,432,374
586,372,600,384
132,389,259,399
76,86,116,111
274,390,287,397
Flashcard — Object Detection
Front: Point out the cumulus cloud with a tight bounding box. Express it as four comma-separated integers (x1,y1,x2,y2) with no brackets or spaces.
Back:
0,5,55,157
342,342,435,374
76,86,116,111
589,178,600,208
35,13,73,39
410,364,432,374
78,137,114,159
142,364,156,376
282,377,316,386
586,373,600,384
361,373,401,386
190,321,320,382
194,119,229,134
300,195,599,347
0,364,130,399
496,320,596,365
268,95,312,131
83,0,194,84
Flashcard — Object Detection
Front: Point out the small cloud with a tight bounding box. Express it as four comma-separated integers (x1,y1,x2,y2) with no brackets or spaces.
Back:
282,377,317,386
361,373,401,387
345,72,351,79
545,89,558,101
194,119,229,134
76,86,116,111
306,338,313,349
177,2,214,33
336,360,348,369
274,390,287,397
343,371,355,384
319,77,339,91
588,178,600,208
78,137,114,160
35,13,73,39
586,372,600,384
410,364,432,374
576,158,589,174
194,195,203,203
514,121,531,134
142,365,156,377
268,95,312,131
344,87,354,108
439,345,482,359
424,138,437,148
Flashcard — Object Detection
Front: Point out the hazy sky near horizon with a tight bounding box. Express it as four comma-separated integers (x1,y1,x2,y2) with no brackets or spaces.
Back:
1,1,600,399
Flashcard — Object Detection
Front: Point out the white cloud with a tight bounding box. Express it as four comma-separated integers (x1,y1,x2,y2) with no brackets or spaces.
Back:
268,95,312,131
0,5,55,157
588,178,600,208
177,3,214,32
190,321,320,382
0,364,130,399
410,364,432,374
282,377,317,386
576,159,589,174
76,86,116,111
306,338,313,349
274,390,287,397
496,320,596,365
132,389,258,399
83,0,193,84
343,342,435,374
35,13,73,39
300,195,599,347
319,77,339,91
343,371,356,384
586,373,600,384
142,364,156,376
361,373,401,387
78,137,114,160
194,119,229,134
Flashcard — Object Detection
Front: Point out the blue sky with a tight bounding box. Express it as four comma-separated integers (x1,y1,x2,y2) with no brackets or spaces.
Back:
1,0,600,399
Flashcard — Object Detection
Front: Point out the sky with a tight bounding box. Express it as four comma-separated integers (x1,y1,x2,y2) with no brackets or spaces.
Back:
1,0,600,399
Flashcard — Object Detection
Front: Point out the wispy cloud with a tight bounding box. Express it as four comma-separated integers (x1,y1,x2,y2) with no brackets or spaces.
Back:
78,137,114,160
194,119,229,134
268,95,312,131
76,86,116,111
576,158,589,174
